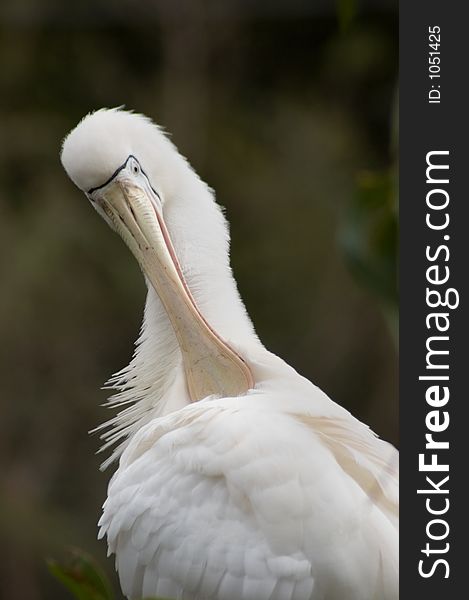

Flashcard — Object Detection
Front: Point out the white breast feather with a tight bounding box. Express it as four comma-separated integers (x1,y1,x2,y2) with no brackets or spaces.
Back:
99,387,398,600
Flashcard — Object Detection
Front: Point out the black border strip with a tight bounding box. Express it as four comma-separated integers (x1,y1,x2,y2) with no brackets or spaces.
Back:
400,2,466,596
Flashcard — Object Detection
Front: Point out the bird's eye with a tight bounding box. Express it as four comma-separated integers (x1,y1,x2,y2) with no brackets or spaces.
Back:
130,158,140,175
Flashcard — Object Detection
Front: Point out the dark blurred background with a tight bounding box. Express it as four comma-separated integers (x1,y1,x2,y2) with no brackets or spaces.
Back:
0,1,397,598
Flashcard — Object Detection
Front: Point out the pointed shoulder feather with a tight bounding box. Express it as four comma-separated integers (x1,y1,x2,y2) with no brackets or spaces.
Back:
292,413,399,528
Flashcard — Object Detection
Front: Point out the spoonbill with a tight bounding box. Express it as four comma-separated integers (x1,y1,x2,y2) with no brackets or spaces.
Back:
61,108,398,600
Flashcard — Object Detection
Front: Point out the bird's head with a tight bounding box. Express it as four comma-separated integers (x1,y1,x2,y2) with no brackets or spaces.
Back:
61,108,253,404
61,108,184,203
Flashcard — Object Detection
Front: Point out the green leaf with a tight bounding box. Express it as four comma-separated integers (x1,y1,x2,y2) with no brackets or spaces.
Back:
47,548,175,600
47,548,114,600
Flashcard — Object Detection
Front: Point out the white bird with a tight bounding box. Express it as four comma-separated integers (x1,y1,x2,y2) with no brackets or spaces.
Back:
61,108,398,600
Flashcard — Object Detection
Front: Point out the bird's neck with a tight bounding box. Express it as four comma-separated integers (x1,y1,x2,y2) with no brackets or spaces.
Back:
98,175,265,467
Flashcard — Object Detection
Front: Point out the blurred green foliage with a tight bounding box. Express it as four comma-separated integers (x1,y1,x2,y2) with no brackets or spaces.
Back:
339,168,398,339
0,1,397,598
48,549,169,600
48,550,114,600
339,89,398,342
337,0,359,32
